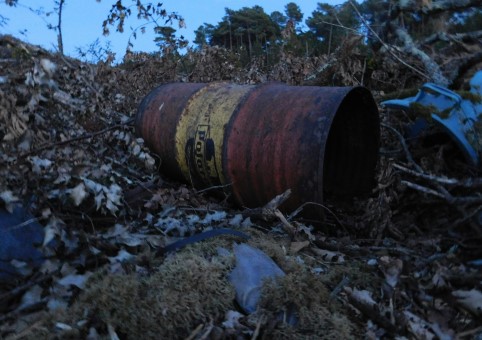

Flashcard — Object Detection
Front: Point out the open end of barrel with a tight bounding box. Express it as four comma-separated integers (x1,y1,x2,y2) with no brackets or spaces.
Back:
323,87,380,197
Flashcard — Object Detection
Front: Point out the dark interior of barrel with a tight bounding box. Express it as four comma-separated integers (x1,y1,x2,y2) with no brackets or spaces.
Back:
323,87,380,198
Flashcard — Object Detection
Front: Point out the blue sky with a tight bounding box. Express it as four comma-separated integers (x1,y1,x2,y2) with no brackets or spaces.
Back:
1,0,344,62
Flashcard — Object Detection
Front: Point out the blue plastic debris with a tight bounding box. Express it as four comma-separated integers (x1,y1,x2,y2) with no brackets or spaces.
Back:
0,205,44,283
381,71,482,166
228,243,299,325
229,243,285,314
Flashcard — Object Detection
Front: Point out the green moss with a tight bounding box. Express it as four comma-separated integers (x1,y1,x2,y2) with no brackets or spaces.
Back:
408,102,439,120
467,116,482,154
381,88,419,102
456,90,482,104
61,251,236,339
438,107,452,119
48,232,377,339
12,46,31,60
258,265,361,339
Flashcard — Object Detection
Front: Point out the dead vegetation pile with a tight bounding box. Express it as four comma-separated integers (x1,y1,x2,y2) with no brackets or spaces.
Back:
0,34,481,339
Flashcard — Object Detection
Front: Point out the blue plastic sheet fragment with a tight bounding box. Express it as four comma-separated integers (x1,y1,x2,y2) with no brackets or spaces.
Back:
227,243,299,325
0,205,44,283
229,243,285,314
381,71,482,166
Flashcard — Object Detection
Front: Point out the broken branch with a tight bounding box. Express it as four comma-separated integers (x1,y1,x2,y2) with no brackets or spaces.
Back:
19,118,135,159
393,163,482,188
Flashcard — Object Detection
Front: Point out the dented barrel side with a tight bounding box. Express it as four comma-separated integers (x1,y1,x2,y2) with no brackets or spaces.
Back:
136,82,380,210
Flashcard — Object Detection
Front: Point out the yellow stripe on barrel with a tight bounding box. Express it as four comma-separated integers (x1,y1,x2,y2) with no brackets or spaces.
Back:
175,83,252,188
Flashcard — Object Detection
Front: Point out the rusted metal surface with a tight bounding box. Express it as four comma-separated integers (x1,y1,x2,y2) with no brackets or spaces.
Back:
136,82,380,211
135,82,205,181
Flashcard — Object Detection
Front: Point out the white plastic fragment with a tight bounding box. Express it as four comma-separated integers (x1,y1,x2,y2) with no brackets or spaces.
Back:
452,289,482,315
55,322,73,331
344,287,377,307
222,310,244,329
241,217,254,228
228,214,243,227
202,211,227,223
312,247,345,263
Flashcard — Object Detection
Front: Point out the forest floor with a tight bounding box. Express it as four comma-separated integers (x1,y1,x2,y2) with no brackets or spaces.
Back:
0,34,481,339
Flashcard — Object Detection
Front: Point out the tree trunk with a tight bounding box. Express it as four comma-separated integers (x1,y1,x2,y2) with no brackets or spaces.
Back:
57,0,65,55
247,26,252,58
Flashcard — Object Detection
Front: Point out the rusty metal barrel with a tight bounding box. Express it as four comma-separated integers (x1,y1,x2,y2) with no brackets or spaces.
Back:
135,82,380,211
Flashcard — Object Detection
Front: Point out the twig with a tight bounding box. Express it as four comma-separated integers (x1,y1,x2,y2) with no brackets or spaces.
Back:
382,125,482,206
0,217,39,232
401,180,446,199
394,163,456,184
104,156,154,181
19,118,134,159
289,201,346,230
451,205,482,229
198,321,214,340
393,163,482,187
313,239,416,257
457,325,482,339
185,323,203,340
263,189,292,211
448,195,482,205
195,182,233,194
344,287,400,335
401,180,482,204
273,209,296,236
330,276,350,300
241,190,292,222
107,323,120,340
318,20,361,34
0,301,47,323
2,316,46,339
251,314,266,340
381,123,422,171
0,274,51,304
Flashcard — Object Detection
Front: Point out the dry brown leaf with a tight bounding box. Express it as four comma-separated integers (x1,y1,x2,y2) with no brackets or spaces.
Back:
290,240,310,254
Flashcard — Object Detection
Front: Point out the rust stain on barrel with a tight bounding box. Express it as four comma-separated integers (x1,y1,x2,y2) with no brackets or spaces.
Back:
136,82,380,212
224,84,353,209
